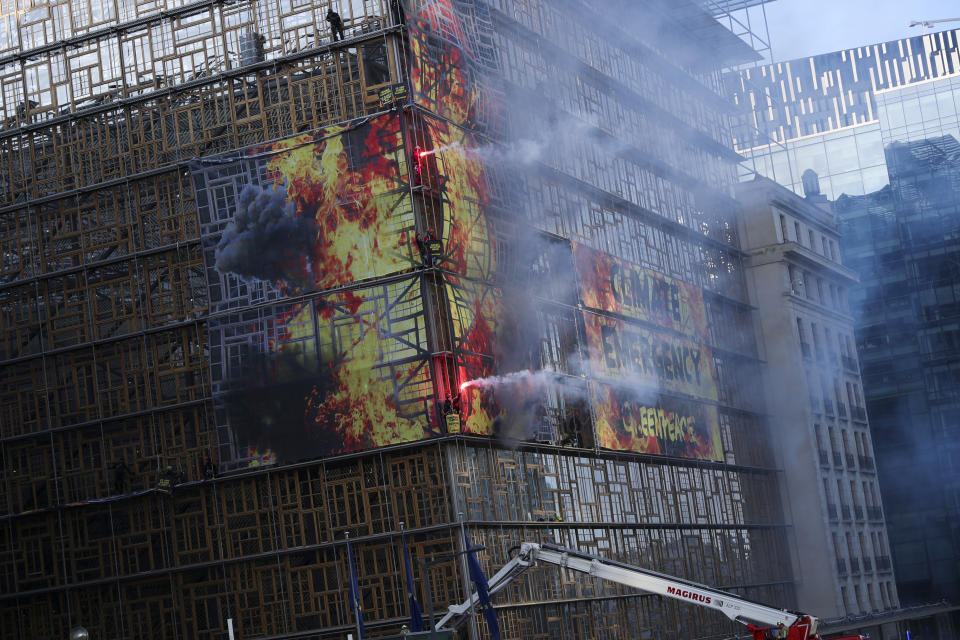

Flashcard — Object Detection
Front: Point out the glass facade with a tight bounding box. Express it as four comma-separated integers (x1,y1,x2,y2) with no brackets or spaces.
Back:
739,122,888,200
0,1,794,639
835,127,960,606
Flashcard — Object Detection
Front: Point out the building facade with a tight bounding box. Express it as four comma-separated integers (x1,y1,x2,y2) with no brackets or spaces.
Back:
730,31,960,615
834,132,960,607
737,176,897,620
0,1,798,639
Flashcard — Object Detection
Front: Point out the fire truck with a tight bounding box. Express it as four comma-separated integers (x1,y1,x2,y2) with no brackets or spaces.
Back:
434,542,865,640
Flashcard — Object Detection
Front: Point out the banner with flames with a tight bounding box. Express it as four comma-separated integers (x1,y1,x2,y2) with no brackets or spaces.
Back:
573,243,709,341
191,112,438,465
592,382,723,461
191,106,503,463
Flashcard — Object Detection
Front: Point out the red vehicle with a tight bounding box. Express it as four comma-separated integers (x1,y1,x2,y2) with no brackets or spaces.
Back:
436,542,866,640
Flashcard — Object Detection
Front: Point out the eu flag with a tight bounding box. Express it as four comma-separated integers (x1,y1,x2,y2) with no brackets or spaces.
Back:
401,528,424,631
347,536,365,639
464,531,500,640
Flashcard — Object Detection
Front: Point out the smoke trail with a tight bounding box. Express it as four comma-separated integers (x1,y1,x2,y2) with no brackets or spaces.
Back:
215,184,317,289
419,141,463,157
461,367,588,400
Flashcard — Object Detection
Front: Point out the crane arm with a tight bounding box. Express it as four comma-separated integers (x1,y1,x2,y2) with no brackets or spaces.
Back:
531,543,803,629
435,542,819,639
434,549,535,630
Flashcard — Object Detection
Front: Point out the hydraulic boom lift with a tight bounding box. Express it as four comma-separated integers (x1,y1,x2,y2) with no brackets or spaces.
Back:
436,542,864,640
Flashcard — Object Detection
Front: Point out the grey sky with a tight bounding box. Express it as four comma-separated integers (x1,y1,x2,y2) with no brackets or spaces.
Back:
761,0,960,62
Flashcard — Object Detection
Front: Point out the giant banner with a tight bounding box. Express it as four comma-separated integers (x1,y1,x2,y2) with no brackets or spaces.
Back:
574,245,723,460
592,383,723,461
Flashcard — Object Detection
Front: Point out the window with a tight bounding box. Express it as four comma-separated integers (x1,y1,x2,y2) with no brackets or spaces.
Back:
789,265,806,296
809,229,816,249
794,221,802,243
779,214,788,242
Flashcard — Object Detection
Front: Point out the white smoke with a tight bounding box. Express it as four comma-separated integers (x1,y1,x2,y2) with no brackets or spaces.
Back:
461,367,588,399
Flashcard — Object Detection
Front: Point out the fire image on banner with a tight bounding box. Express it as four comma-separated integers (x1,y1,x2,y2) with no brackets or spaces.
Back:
593,383,723,461
192,107,504,461
191,112,457,464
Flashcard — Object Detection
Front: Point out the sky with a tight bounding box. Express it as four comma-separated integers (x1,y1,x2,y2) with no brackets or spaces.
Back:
761,0,960,62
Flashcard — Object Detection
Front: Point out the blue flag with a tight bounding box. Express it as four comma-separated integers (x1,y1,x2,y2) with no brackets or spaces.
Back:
401,528,424,631
464,531,500,640
347,536,365,639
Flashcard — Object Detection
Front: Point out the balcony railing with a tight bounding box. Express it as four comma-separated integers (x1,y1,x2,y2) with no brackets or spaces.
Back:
833,451,843,467
876,555,892,571
852,406,868,422
827,503,838,520
838,402,848,418
836,558,847,575
859,455,874,471
843,355,858,372
824,398,835,415
801,342,812,359
846,453,856,468
818,449,829,466
841,503,851,520
850,557,860,574
854,504,864,520
868,506,883,521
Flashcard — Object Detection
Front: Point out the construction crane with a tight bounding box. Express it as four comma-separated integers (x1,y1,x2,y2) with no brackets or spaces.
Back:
434,542,865,640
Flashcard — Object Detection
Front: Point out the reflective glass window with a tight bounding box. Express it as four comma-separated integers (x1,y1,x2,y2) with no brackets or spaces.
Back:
825,135,859,174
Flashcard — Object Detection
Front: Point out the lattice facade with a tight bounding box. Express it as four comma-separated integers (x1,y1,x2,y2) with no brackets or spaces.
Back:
0,1,795,639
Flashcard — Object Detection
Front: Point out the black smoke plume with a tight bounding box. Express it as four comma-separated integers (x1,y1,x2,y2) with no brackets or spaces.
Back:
224,346,338,463
215,184,317,288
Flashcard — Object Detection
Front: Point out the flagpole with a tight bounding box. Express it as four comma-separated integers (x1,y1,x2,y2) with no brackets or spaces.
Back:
400,521,424,632
346,531,364,640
